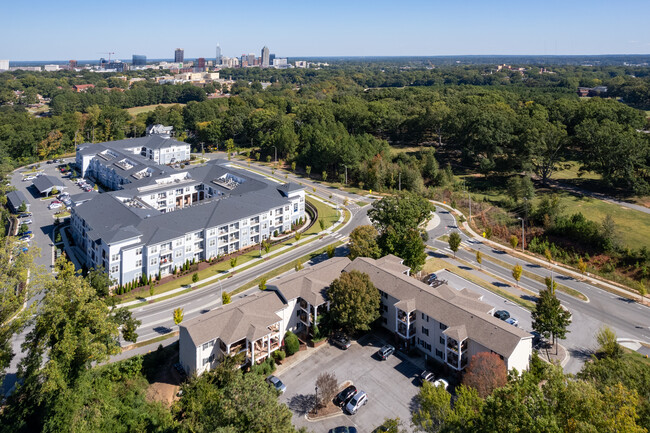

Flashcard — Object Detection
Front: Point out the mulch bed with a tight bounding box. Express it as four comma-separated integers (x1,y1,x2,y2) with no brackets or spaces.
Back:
306,380,352,420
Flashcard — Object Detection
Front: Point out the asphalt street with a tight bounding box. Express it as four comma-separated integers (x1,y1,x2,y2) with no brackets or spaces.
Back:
428,209,650,373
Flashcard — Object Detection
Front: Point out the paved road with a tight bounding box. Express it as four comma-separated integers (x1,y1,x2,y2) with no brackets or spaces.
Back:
428,209,650,373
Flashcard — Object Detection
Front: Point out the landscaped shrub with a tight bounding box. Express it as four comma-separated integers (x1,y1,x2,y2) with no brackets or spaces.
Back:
284,331,300,356
251,357,276,376
272,350,286,361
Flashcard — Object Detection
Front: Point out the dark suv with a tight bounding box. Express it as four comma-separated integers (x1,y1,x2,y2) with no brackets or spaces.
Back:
494,310,510,321
334,385,357,406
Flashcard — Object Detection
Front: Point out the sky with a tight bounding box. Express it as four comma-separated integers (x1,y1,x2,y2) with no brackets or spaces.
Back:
3,0,649,61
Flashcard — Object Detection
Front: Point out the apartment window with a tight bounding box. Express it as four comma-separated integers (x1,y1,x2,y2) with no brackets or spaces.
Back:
150,195,155,200
383,305,388,312
111,253,119,262
135,259,142,267
202,342,209,350
294,203,298,212
382,317,388,325
175,250,182,258
175,239,183,246
208,229,216,237
186,235,192,242
421,313,430,322
110,265,119,273
185,246,191,252
176,188,183,195
440,337,445,345
202,358,209,366
135,248,142,256
150,258,156,266
383,292,388,299
436,349,443,358
209,239,216,247
421,327,429,336
285,206,289,211
150,246,157,254
439,323,447,330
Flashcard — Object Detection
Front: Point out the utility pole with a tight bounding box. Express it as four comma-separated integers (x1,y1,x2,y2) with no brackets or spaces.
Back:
342,164,347,185
272,145,277,163
518,217,525,251
467,189,472,223
398,172,401,191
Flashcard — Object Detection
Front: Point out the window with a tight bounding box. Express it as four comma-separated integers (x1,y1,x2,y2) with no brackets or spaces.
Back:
150,195,156,200
203,342,209,350
383,305,388,312
111,253,119,262
150,246,157,254
382,317,388,325
285,206,289,211
436,349,443,358
186,235,192,242
208,229,215,236
421,313,429,322
185,245,191,252
439,323,447,330
175,250,182,258
110,265,119,273
440,337,445,345
421,327,429,336
294,203,298,212
202,358,209,366
175,239,183,246
383,292,388,299
209,239,216,247
135,248,142,256
135,259,142,267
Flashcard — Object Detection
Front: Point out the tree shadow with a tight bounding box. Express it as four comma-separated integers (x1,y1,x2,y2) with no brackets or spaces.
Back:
492,281,511,288
408,394,420,413
522,294,538,303
153,326,172,335
458,265,473,271
287,393,317,416
568,346,595,363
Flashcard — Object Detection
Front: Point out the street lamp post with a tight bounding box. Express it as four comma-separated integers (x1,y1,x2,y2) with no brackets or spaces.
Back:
315,385,319,407
518,217,525,251
270,145,277,163
398,172,401,191
342,164,348,185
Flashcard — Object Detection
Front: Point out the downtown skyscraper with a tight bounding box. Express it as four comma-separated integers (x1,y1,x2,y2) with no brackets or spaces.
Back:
261,46,270,67
215,44,222,65
174,48,184,63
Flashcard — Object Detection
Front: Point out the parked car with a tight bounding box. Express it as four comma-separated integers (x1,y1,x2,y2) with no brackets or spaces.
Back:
19,212,32,218
377,345,395,360
57,192,70,199
328,427,358,433
23,176,36,181
266,375,286,394
419,370,436,385
433,379,449,390
22,231,32,236
19,235,32,242
334,385,357,406
494,310,510,321
49,202,62,210
331,333,351,350
427,273,438,283
345,390,368,414
21,219,33,225
505,317,519,327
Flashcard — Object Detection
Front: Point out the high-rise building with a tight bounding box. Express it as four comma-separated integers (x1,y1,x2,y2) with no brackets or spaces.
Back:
0,60,8,71
247,53,256,66
68,60,78,69
269,53,276,65
261,46,270,67
197,57,206,70
174,48,184,63
215,44,222,65
132,55,147,66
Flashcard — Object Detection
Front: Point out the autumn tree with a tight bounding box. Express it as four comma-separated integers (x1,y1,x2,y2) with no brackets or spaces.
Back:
315,372,338,408
476,250,482,269
509,235,518,250
462,352,507,398
327,270,380,333
512,263,523,287
173,307,184,325
222,291,232,305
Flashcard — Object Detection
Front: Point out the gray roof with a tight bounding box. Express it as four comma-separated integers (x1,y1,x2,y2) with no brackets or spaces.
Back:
6,190,28,210
32,175,66,194
345,257,531,358
73,159,296,247
78,135,186,152
181,291,285,347
69,192,99,205
269,257,351,306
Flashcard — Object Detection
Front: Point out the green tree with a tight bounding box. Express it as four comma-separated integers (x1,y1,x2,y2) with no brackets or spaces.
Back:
192,272,199,283
259,277,267,291
509,234,518,250
305,165,312,177
284,331,300,356
294,260,304,272
319,219,326,231
595,325,622,359
326,244,336,258
476,250,483,269
225,138,235,160
222,291,232,305
173,307,184,325
348,225,381,260
173,357,295,432
512,263,522,287
321,170,328,181
577,257,587,276
17,202,27,213
291,161,296,171
401,229,427,272
448,232,461,258
230,256,238,269
412,380,452,433
531,279,572,353
327,270,380,333
86,267,112,298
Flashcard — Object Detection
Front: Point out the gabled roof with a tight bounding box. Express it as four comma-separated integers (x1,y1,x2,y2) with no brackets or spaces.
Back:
6,190,28,210
32,175,66,194
181,291,285,346
268,257,351,306
345,257,531,358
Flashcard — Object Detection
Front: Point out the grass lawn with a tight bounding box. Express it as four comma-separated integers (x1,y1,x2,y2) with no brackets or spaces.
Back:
551,161,601,181
535,191,650,250
307,197,340,234
126,103,185,116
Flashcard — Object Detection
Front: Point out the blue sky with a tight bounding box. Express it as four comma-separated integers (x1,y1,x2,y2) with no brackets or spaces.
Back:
3,0,649,60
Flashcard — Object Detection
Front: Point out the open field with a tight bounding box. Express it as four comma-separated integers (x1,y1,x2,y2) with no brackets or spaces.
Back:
535,191,650,250
551,161,601,181
126,103,185,116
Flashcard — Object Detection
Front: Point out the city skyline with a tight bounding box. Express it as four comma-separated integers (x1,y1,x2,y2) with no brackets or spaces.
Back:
2,0,649,61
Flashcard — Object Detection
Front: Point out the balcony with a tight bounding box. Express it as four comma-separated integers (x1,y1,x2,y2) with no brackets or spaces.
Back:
397,322,408,337
229,340,247,354
299,299,309,311
397,310,416,324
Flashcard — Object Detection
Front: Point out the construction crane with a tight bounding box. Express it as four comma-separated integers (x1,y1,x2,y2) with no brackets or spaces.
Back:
99,52,115,63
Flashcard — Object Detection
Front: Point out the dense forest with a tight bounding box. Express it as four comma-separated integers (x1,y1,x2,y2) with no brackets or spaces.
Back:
2,63,650,287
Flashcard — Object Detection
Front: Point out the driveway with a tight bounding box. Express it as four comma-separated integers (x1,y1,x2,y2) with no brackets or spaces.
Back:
278,334,424,432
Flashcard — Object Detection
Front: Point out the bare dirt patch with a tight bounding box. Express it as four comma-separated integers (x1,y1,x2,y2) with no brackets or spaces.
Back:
144,343,184,407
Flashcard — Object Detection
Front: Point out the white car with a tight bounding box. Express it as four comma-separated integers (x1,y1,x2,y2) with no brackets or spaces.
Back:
345,390,367,414
22,219,33,225
505,317,519,327
23,176,36,181
48,203,62,210
433,379,449,390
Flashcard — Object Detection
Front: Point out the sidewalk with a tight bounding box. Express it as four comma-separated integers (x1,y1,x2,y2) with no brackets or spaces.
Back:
116,198,348,308
433,200,648,305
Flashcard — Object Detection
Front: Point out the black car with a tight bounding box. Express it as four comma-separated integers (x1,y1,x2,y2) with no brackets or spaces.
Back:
494,310,510,321
331,334,351,350
419,370,436,385
334,385,357,406
328,427,357,433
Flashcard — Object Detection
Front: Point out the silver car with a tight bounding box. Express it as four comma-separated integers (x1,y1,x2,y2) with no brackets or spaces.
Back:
345,390,367,414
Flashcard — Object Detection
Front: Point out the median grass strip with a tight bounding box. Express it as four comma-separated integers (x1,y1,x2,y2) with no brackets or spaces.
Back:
123,332,179,351
423,254,536,310
469,248,588,301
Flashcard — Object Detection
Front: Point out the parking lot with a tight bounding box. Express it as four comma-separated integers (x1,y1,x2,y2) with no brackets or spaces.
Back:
278,334,424,433
8,157,79,273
